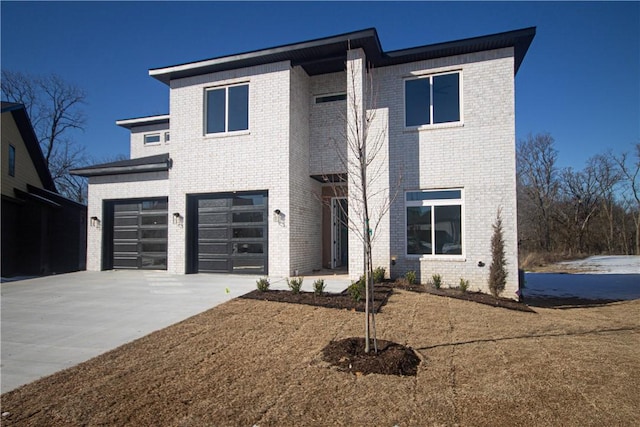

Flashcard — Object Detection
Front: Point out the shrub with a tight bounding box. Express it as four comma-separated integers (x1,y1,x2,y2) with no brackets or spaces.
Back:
287,276,304,294
313,279,326,296
256,277,270,292
489,208,508,297
405,270,417,286
432,274,442,289
459,278,469,293
372,266,386,283
347,276,365,301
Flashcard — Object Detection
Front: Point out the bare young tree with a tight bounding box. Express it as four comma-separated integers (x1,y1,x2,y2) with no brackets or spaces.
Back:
2,70,88,202
559,164,599,254
321,51,399,353
591,153,622,254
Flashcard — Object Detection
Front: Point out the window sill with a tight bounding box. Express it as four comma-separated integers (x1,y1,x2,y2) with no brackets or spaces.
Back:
404,121,464,133
203,130,251,139
144,142,162,147
405,254,466,261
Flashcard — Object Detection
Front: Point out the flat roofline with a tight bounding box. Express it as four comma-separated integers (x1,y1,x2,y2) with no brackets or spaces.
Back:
116,114,170,129
148,27,535,85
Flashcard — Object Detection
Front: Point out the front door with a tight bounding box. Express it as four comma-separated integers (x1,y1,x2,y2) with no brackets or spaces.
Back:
331,197,348,269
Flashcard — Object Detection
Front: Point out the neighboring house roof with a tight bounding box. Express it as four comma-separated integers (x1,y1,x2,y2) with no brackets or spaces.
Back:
1,101,57,192
150,27,536,85
70,153,171,177
116,114,170,130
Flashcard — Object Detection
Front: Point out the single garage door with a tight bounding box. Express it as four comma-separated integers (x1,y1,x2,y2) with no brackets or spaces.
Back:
188,191,268,274
104,198,168,270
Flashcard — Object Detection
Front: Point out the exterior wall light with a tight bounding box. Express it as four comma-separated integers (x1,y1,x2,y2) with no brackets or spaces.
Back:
90,216,101,227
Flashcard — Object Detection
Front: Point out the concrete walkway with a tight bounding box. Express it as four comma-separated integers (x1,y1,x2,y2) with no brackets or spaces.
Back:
1,270,350,393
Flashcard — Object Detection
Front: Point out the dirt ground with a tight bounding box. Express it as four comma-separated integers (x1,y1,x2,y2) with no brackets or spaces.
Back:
2,290,639,426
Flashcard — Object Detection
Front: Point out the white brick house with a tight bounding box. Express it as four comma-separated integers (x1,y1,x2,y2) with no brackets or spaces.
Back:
72,27,535,298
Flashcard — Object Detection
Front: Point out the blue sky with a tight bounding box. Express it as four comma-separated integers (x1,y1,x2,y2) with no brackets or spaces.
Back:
2,1,638,170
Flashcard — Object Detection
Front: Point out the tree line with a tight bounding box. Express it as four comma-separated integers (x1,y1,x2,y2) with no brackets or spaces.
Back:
517,133,640,262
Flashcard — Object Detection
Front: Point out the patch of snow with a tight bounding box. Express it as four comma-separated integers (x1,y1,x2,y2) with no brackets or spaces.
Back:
557,255,640,275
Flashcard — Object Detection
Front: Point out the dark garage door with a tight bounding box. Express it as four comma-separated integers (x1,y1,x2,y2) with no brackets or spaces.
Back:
188,191,267,274
105,198,168,270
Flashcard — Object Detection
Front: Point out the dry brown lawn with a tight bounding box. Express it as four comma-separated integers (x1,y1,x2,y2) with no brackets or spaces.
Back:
2,290,639,426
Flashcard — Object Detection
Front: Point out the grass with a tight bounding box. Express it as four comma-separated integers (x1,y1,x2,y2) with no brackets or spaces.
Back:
2,291,639,426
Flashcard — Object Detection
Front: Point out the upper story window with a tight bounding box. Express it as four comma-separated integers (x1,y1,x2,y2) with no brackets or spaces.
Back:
315,92,347,104
144,134,161,145
406,189,463,256
205,83,249,134
8,144,15,177
405,72,461,128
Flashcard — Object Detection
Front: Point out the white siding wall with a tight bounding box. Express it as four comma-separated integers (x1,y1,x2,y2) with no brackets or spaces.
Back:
376,47,519,297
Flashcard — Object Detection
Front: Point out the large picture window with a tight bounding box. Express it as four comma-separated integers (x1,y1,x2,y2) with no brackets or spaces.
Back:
205,83,249,134
405,72,460,127
406,189,463,256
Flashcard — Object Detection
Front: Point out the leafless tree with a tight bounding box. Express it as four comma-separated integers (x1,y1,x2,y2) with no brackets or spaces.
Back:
615,143,640,255
517,133,559,251
2,70,88,202
591,153,622,254
558,165,599,254
320,54,400,353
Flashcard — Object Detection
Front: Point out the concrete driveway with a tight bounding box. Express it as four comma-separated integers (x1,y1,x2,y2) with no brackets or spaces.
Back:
1,270,350,393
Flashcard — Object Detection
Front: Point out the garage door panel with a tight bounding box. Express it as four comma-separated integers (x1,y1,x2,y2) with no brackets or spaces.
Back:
190,191,267,274
108,198,168,270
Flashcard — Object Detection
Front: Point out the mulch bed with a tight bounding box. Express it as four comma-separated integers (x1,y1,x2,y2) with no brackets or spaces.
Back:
392,280,536,312
322,337,421,376
240,285,393,313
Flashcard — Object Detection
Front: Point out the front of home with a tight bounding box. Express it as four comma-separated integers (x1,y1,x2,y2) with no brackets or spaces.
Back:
72,27,535,297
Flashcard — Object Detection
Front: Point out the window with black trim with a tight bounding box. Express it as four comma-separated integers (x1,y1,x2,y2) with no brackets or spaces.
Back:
405,72,461,127
144,134,161,145
205,83,249,134
8,144,15,177
406,189,463,256
315,93,347,104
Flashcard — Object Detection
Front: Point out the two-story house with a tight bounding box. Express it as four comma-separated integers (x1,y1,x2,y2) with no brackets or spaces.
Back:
72,27,535,298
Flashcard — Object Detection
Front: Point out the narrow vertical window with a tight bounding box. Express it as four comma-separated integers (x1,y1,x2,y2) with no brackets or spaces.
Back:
8,144,16,177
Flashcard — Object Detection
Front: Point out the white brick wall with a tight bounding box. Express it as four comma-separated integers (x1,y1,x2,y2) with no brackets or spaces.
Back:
129,123,170,159
85,171,169,271
376,47,520,298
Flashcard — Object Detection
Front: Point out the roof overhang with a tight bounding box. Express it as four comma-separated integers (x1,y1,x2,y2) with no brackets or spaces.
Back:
116,114,170,129
149,27,535,85
70,153,171,177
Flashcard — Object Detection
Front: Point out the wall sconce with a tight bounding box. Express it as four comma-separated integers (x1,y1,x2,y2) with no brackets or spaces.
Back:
90,216,101,227
273,209,285,226
172,212,183,226
391,255,397,266
477,261,485,267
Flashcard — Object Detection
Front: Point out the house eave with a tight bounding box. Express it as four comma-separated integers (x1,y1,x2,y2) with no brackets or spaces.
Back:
116,114,170,129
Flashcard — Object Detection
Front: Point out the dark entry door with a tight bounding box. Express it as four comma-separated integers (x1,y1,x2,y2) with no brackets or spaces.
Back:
188,191,268,274
105,198,168,270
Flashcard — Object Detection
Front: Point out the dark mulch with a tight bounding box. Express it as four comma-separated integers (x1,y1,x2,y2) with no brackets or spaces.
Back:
240,286,393,313
392,280,536,313
322,337,421,376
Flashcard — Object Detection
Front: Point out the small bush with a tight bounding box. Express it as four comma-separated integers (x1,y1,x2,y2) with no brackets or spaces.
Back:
287,276,304,294
372,266,386,283
432,274,442,289
256,277,270,292
347,276,365,302
313,279,326,296
405,270,417,285
459,278,469,292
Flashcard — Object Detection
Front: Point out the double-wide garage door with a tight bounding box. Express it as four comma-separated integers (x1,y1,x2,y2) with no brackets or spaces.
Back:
188,191,268,274
105,198,168,270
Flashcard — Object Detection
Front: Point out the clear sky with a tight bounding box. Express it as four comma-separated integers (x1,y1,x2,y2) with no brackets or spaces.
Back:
1,1,638,170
